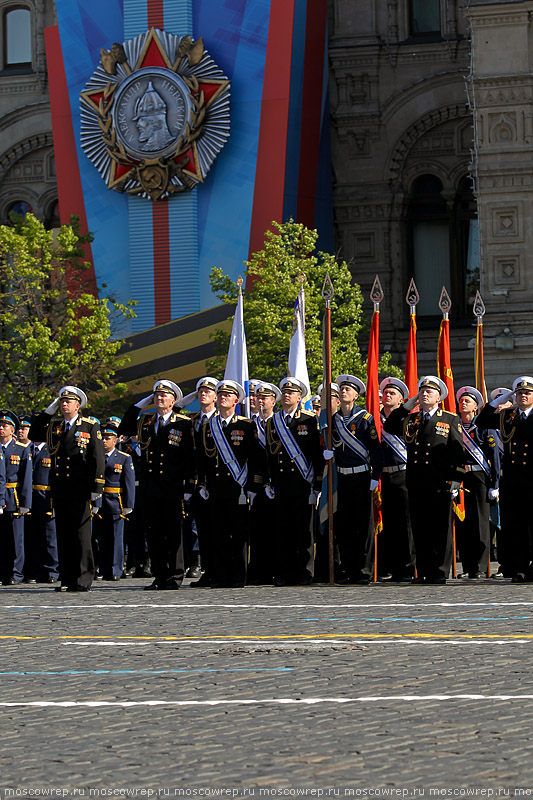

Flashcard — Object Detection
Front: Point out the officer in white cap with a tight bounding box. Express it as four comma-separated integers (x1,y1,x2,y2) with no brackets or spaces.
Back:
477,376,533,581
247,382,282,585
265,377,323,585
455,386,500,579
186,377,219,588
378,377,414,582
383,375,465,584
118,379,194,590
196,380,265,587
30,386,105,591
248,379,262,423
321,375,383,584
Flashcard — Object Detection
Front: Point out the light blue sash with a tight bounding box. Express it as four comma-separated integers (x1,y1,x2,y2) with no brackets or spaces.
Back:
209,416,249,488
333,413,370,463
254,417,266,449
273,411,314,484
462,428,490,476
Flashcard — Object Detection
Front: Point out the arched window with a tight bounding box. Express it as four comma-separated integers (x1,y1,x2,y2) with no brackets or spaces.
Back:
407,174,478,319
410,0,440,36
4,6,31,68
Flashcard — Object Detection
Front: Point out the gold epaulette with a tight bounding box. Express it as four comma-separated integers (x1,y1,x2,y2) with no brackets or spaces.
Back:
16,441,30,448
299,409,315,418
363,412,372,421
81,416,96,424
235,415,252,422
171,412,190,422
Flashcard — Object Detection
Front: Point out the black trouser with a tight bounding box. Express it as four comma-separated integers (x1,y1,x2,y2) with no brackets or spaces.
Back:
248,490,276,584
23,511,59,581
272,486,314,584
206,488,249,586
192,490,213,579
54,491,94,589
408,482,453,580
144,495,184,588
334,471,373,581
379,469,415,579
455,471,490,576
499,475,533,578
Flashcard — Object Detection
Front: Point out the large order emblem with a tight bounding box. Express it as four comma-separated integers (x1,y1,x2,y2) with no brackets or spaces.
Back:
80,28,230,201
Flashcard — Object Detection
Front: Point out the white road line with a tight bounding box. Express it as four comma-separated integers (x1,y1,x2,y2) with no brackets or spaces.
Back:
59,638,533,646
1,695,533,708
4,602,533,610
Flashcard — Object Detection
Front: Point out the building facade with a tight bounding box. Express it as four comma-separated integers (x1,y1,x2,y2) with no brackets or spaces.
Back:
2,0,532,387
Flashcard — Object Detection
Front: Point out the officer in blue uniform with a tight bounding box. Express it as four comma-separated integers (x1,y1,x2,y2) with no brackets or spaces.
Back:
23,428,59,584
323,375,384,584
378,377,414,582
30,386,105,592
476,376,533,582
456,386,500,579
118,379,195,590
0,410,32,585
384,376,465,584
92,418,135,581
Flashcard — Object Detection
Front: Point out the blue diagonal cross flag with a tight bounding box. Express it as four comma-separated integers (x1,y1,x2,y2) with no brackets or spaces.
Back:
288,286,312,410
224,284,250,417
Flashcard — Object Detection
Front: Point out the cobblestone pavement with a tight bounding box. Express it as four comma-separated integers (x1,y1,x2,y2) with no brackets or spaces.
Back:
0,576,533,795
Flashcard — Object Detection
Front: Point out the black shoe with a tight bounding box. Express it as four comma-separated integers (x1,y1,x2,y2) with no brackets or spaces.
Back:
188,566,203,579
143,581,162,590
274,579,287,587
133,569,152,579
2,578,19,586
103,575,120,581
426,577,446,585
457,572,470,579
472,572,485,579
94,574,103,581
163,582,181,590
357,576,371,585
55,585,67,592
66,585,90,592
378,573,392,582
512,574,528,583
391,575,413,583
24,578,37,584
411,576,426,584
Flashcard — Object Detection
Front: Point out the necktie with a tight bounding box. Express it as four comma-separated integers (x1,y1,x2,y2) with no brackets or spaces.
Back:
285,414,291,424
222,420,227,428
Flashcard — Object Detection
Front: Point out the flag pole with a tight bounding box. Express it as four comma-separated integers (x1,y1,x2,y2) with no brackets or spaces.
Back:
473,290,490,576
438,286,458,578
368,275,384,584
321,273,335,585
405,278,419,397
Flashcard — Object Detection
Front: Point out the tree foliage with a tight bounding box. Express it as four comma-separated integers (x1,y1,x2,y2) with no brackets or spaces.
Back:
0,213,136,413
207,220,402,390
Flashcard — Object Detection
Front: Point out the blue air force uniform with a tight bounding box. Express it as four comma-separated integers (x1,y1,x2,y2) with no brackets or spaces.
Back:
92,447,135,579
0,435,32,584
23,443,59,582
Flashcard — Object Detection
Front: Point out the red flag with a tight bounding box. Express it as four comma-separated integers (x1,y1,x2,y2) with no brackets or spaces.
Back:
366,309,381,441
405,312,418,396
437,318,456,414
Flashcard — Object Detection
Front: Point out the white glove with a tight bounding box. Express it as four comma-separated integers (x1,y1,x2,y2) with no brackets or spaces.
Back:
0,507,4,515
123,507,133,515
403,395,419,412
323,449,334,461
90,493,102,502
247,491,256,506
490,390,514,408
135,394,154,409
183,493,192,502
450,480,461,498
90,506,99,516
369,479,379,491
19,507,29,515
488,488,499,501
44,398,60,415
199,487,209,501
309,489,319,505
265,485,275,500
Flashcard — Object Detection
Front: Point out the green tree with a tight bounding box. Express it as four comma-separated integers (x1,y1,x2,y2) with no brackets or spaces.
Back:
208,220,402,391
0,213,136,413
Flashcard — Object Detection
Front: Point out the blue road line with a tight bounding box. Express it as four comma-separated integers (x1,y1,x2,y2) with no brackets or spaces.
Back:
284,616,532,623
0,668,294,677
